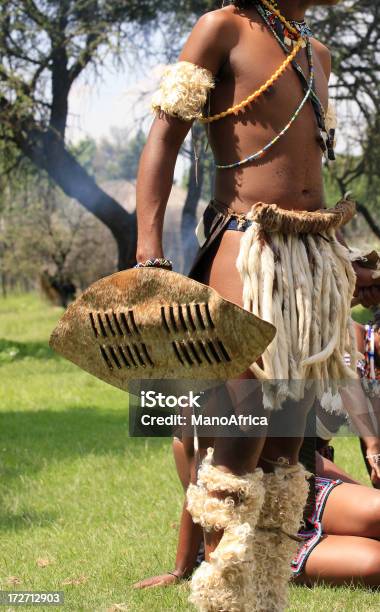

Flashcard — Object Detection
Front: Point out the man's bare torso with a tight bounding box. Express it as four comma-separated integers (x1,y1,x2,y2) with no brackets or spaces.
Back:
182,5,330,213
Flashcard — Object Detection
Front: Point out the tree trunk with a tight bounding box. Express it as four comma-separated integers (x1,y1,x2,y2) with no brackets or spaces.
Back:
356,202,380,240
19,128,137,270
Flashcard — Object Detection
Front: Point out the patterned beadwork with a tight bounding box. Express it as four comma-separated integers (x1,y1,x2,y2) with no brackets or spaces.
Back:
134,258,173,270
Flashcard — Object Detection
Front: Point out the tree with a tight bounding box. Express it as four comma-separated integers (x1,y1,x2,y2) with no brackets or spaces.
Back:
0,0,206,269
310,0,380,237
0,159,117,304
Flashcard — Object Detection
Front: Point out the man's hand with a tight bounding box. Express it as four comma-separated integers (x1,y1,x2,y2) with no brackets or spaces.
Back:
367,455,380,489
363,437,380,489
133,571,183,589
355,287,380,308
352,261,380,307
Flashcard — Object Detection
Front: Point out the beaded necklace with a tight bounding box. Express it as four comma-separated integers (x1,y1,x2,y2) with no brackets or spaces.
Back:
263,0,313,45
200,0,304,125
255,0,336,161
215,39,314,169
215,0,315,169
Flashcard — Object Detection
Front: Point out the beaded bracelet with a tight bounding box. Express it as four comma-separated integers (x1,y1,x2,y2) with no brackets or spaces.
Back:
167,570,183,580
134,257,173,270
366,453,380,464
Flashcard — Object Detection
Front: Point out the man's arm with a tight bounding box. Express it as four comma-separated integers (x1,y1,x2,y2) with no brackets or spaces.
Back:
135,10,233,264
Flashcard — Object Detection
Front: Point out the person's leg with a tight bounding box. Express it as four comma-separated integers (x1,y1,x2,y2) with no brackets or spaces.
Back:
189,231,308,612
134,437,205,589
186,229,273,610
249,437,309,612
173,436,191,491
297,534,380,587
321,482,380,539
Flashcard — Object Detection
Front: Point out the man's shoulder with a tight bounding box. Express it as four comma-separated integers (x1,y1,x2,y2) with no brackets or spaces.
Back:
197,4,239,27
194,5,242,37
311,38,332,78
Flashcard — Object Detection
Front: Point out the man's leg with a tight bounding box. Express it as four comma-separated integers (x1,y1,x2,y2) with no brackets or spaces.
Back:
185,230,271,610
186,230,309,611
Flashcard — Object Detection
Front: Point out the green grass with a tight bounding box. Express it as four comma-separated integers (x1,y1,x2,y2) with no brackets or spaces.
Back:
0,293,379,611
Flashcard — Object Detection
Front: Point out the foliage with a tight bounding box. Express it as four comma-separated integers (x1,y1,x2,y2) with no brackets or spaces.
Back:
310,0,380,222
0,1,208,270
0,161,116,295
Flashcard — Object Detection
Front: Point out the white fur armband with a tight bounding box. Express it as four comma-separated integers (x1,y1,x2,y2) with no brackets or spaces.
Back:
151,60,215,122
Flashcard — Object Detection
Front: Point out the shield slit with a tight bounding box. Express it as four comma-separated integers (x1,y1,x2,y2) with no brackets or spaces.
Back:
186,304,197,331
141,343,154,366
169,306,178,332
207,340,221,363
172,341,185,365
118,346,130,367
125,345,138,367
129,310,140,335
204,303,215,328
120,312,132,335
109,346,122,369
89,312,99,337
197,340,213,364
97,313,108,337
178,305,188,331
179,341,194,365
132,343,146,366
194,304,206,330
105,313,116,336
113,313,124,336
161,306,171,333
217,340,231,362
100,346,113,369
188,340,202,364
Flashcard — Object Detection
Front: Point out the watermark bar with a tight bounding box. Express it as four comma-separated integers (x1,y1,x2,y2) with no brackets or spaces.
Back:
0,591,64,606
128,378,380,438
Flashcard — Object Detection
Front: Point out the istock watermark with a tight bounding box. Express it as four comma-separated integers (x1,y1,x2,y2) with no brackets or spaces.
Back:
140,390,204,409
128,378,380,438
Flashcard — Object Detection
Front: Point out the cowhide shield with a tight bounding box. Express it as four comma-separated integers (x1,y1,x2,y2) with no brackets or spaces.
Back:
49,268,275,389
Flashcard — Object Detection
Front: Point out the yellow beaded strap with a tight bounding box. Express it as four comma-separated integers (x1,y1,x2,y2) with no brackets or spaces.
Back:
199,40,303,124
199,0,305,125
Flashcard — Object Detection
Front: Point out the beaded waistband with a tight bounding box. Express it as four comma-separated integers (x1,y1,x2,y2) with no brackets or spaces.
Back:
210,199,356,234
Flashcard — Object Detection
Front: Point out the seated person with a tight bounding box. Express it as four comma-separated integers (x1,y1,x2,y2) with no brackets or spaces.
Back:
134,437,380,589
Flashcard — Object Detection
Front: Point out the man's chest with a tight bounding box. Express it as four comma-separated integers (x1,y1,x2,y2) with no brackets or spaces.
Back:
216,26,329,117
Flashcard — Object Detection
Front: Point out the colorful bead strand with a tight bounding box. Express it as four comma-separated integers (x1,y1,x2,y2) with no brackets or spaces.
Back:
199,39,303,124
215,41,314,169
199,0,305,125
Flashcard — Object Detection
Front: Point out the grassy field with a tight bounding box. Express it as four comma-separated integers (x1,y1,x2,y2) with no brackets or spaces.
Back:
0,293,379,611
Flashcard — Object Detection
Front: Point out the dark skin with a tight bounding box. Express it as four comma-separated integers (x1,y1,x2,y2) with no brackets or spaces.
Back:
135,0,380,565
136,1,380,297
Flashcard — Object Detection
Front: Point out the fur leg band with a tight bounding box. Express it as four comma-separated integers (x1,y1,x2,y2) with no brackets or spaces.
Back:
187,448,265,612
251,463,310,612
